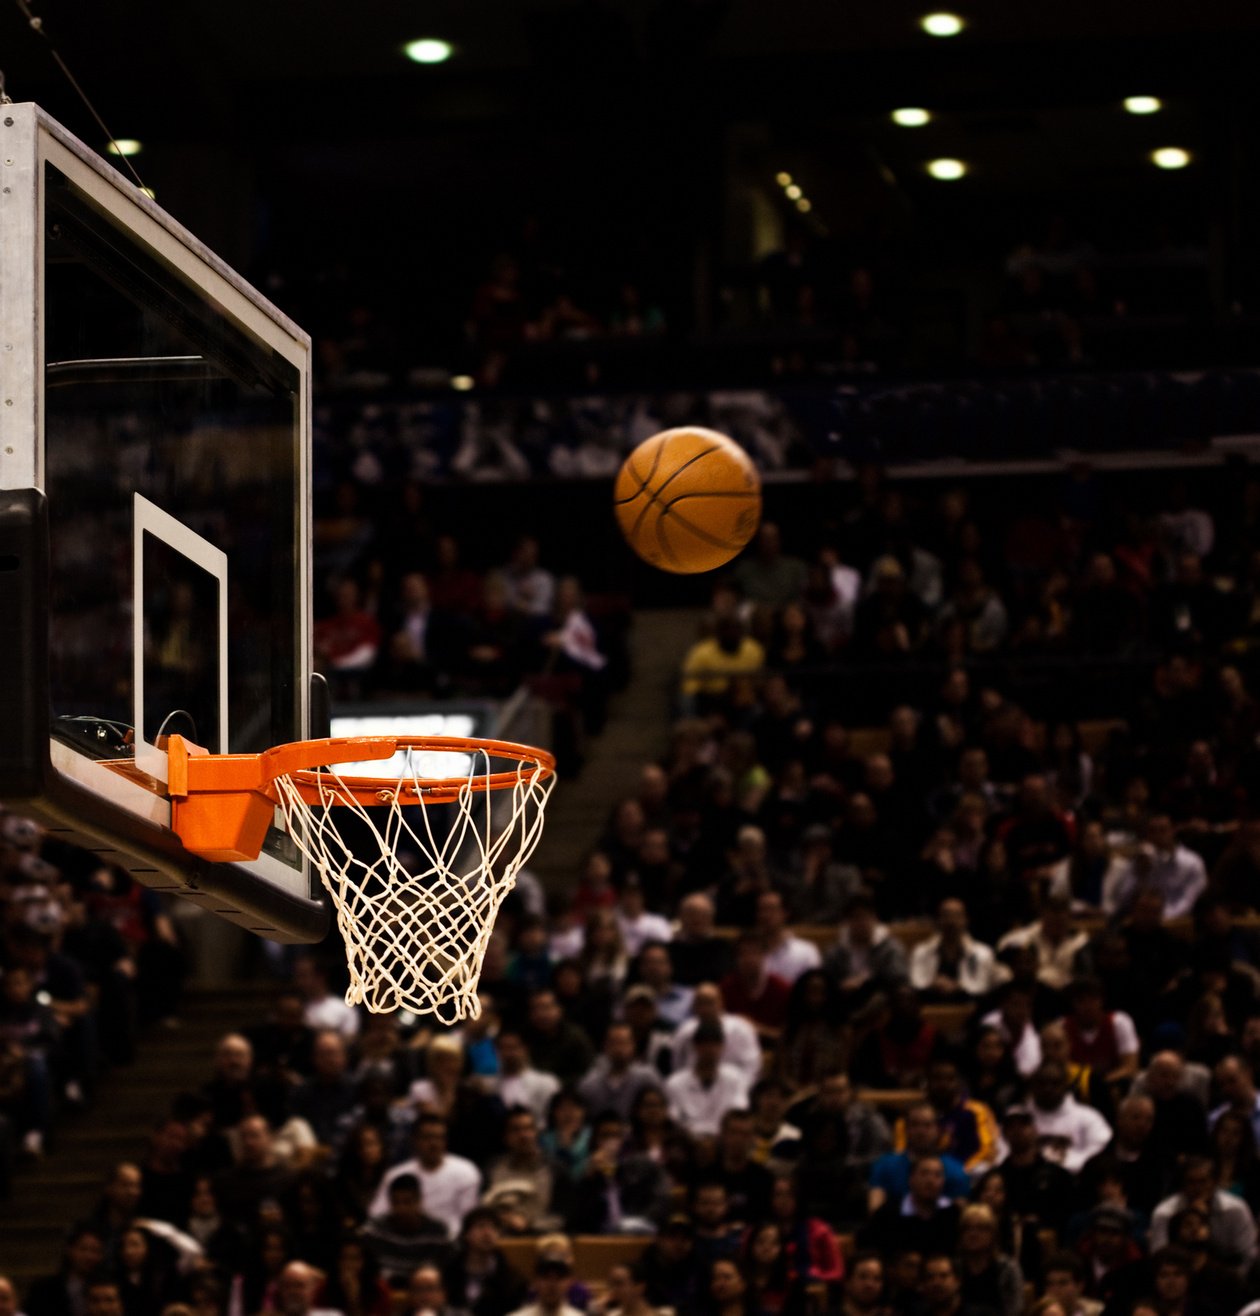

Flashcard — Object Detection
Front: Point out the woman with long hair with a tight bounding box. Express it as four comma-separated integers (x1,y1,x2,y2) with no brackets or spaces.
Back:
776,971,850,1088
971,1170,1042,1289
335,1122,390,1224
1211,1108,1260,1214
964,1026,1022,1117
626,1084,695,1192
766,1175,844,1289
318,1237,392,1316
578,909,630,994
740,1224,805,1316
540,1088,592,1180
707,1258,754,1316
115,1226,178,1316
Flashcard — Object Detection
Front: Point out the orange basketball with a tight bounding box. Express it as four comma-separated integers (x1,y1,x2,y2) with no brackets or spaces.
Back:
613,427,762,574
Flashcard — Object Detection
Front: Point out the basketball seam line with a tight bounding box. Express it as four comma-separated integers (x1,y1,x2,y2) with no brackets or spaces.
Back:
612,439,666,506
627,444,723,539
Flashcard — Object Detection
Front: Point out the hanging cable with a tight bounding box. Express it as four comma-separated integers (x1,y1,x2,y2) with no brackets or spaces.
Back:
11,0,147,191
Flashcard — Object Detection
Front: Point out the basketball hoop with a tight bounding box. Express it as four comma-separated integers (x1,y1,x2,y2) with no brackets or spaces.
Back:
166,734,556,1019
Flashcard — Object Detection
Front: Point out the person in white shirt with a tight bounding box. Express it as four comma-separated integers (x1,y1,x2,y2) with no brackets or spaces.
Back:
670,983,763,1085
370,1114,482,1233
996,894,1088,991
293,955,359,1039
1102,814,1207,919
615,878,672,957
909,899,1008,999
489,1031,560,1124
663,1021,750,1136
1027,1061,1112,1174
755,890,821,985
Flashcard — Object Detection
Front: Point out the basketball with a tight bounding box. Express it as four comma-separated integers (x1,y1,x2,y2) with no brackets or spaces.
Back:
613,427,762,574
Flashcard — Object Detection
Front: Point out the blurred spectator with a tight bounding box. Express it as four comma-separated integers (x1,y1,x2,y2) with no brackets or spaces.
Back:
908,900,1007,1001
670,984,761,1086
490,1031,561,1125
754,891,821,985
670,895,733,988
293,957,360,1040
663,1021,749,1137
578,1022,661,1121
360,1173,450,1286
869,1104,970,1213
371,1116,482,1234
1026,1062,1112,1174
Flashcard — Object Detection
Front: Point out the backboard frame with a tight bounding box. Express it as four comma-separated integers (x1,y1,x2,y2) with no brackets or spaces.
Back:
0,103,326,942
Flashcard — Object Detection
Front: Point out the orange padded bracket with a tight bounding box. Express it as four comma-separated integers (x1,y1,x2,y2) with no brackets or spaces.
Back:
166,733,397,862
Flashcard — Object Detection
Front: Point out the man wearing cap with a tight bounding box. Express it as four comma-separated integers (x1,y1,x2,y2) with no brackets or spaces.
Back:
670,983,762,1085
507,1256,583,1316
638,1215,702,1313
619,985,674,1076
663,1020,750,1137
1077,1204,1144,1308
578,1022,662,1121
995,1104,1075,1238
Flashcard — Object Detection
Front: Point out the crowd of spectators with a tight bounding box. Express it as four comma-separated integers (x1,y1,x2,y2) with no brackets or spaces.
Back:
9,459,1260,1316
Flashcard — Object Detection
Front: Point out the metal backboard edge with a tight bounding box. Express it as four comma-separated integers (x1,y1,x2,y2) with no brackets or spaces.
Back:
0,105,324,942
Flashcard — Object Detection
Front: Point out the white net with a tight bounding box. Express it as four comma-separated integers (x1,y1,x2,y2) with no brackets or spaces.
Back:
271,746,554,1019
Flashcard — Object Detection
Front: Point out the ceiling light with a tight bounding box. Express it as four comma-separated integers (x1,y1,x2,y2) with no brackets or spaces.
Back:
785,184,803,200
775,171,792,187
404,38,454,65
892,108,932,127
920,12,965,37
795,198,812,213
107,139,142,157
926,158,967,180
1151,147,1191,169
450,374,475,391
1124,96,1162,115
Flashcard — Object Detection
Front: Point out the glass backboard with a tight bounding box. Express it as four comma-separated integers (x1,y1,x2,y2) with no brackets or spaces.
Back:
0,104,322,941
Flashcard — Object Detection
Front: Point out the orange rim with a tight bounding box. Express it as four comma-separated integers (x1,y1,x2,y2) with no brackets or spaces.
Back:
283,735,557,806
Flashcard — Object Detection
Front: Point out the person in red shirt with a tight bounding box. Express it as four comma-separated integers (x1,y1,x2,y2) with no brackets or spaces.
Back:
720,933,792,1045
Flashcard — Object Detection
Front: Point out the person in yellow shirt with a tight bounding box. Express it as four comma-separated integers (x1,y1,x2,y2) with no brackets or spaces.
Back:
680,617,765,707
